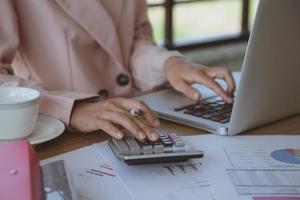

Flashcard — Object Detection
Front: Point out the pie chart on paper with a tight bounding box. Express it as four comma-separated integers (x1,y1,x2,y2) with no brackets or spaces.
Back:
271,149,300,164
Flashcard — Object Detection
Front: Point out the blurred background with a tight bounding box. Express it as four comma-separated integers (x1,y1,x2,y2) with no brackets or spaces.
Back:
146,0,259,71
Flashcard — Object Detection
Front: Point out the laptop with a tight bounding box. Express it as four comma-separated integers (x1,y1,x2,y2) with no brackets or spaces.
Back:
137,0,300,135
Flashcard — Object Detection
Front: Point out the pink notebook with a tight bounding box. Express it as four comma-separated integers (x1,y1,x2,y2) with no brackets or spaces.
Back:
0,140,43,200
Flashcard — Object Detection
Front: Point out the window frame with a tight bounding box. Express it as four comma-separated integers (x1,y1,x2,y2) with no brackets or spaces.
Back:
148,0,251,51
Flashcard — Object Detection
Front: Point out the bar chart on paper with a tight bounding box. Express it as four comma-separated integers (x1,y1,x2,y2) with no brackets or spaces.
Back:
162,162,202,176
79,163,116,179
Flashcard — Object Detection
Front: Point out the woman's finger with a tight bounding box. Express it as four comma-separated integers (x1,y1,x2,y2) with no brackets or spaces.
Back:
95,119,123,139
98,110,146,140
206,67,236,95
104,102,159,141
134,118,158,141
112,97,160,128
172,79,201,101
193,72,233,103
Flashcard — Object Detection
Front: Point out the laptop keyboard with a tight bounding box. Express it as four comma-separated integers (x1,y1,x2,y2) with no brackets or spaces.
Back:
174,96,233,123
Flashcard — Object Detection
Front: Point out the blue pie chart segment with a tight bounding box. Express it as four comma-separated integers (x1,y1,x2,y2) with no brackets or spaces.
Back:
271,149,300,164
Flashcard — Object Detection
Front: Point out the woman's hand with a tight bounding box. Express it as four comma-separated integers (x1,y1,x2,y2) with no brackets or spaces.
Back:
70,97,160,141
164,57,235,103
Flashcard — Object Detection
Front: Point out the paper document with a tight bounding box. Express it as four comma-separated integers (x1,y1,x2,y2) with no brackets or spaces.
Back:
96,142,215,200
95,135,300,200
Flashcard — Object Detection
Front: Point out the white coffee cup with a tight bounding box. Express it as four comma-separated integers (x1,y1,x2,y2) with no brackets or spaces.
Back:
0,87,40,140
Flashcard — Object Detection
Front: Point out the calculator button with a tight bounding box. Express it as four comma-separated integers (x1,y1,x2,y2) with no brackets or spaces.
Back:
168,133,179,139
142,144,153,151
112,139,129,153
163,146,175,153
125,137,141,155
161,140,173,147
160,139,170,143
159,135,169,140
172,139,185,147
168,134,186,148
139,139,153,154
152,140,164,153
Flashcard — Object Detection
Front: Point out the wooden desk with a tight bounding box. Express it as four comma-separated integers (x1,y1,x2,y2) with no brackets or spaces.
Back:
35,114,300,160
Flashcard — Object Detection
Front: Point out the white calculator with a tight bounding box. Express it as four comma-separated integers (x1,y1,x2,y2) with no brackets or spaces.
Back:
108,132,204,165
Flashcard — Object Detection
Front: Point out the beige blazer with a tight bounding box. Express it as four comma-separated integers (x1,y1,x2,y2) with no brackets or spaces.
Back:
0,0,181,124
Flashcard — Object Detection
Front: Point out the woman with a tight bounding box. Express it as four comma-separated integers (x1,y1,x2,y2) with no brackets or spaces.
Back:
0,0,235,141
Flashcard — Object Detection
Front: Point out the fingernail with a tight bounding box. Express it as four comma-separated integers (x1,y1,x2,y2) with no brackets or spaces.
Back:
116,132,123,139
227,97,233,104
138,132,146,140
193,92,200,101
154,119,160,127
150,133,159,141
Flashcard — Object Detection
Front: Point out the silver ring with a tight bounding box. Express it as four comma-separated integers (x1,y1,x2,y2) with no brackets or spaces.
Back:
130,108,142,117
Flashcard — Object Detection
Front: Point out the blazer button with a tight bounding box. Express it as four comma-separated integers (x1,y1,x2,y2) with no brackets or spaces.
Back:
98,89,109,98
116,73,129,86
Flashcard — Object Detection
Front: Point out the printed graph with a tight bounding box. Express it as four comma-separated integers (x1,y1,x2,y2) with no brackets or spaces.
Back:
79,163,116,178
224,147,300,168
271,149,300,164
163,162,202,176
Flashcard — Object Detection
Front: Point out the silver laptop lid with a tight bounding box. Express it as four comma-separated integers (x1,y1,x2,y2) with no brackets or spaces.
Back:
229,0,300,134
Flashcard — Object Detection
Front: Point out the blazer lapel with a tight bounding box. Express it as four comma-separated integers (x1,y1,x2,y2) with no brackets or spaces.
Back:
54,0,123,66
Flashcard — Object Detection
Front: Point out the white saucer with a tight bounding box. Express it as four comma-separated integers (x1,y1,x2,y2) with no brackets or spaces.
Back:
27,115,65,145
